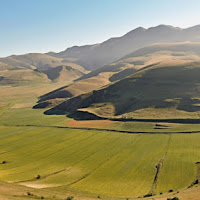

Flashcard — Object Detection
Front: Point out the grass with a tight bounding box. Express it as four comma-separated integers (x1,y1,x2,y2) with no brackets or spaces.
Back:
156,134,200,193
0,125,168,197
0,100,16,115
1,123,200,198
72,134,169,197
2,79,200,199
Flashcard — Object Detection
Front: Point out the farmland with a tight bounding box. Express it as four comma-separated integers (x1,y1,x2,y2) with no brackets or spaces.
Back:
1,122,200,199
1,83,200,200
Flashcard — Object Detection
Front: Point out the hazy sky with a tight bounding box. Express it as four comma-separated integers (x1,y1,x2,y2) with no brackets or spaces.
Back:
0,0,200,57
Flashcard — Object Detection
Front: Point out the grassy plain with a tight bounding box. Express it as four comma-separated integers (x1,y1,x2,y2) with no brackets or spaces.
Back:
1,83,200,200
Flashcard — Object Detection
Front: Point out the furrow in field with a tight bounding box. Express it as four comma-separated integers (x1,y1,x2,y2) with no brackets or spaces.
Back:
10,131,110,178
0,100,16,116
156,134,200,193
72,134,169,197
20,132,136,188
0,127,51,153
1,130,111,181
0,129,95,174
147,134,171,195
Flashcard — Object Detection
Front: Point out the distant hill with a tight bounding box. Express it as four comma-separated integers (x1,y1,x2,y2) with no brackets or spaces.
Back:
0,68,50,85
0,53,88,85
45,60,200,119
48,25,200,70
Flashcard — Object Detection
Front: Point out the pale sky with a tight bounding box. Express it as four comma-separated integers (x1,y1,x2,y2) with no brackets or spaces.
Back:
0,0,200,57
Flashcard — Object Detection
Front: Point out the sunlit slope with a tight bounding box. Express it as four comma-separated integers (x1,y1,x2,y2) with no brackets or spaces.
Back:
0,53,87,84
34,73,110,108
0,68,50,85
80,42,200,82
0,53,85,71
38,42,200,108
48,60,200,118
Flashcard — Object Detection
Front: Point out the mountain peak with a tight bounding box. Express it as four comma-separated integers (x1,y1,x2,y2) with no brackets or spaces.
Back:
124,26,146,37
148,24,181,31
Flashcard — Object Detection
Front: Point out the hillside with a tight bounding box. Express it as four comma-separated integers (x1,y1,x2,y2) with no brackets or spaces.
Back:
0,68,50,85
34,72,110,108
0,54,88,85
42,65,85,82
46,60,200,119
35,42,200,108
49,25,200,70
80,42,200,81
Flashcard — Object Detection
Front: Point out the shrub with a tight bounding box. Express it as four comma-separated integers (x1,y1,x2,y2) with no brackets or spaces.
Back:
167,197,179,200
143,193,153,197
36,175,41,179
27,192,33,196
66,196,74,200
41,196,44,199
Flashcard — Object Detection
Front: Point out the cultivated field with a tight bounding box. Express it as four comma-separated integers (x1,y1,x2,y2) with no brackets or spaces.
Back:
1,84,200,200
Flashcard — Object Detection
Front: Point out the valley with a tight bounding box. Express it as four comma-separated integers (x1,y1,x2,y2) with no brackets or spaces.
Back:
1,23,200,200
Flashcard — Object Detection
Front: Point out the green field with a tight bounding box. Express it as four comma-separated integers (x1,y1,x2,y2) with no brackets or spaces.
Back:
0,124,200,198
1,84,200,200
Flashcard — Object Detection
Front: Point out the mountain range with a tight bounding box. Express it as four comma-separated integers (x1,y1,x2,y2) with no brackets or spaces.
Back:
2,24,200,119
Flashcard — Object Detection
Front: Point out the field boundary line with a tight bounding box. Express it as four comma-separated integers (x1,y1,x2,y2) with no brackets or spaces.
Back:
2,124,200,134
147,134,172,195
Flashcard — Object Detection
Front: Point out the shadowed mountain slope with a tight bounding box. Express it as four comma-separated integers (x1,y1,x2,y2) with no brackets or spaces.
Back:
46,60,200,119
35,42,200,108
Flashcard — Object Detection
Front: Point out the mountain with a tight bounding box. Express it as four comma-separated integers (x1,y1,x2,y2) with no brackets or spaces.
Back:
48,25,200,71
35,42,200,108
79,42,200,81
45,60,200,119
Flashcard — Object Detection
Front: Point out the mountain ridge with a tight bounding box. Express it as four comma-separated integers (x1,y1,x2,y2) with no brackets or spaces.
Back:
46,24,200,70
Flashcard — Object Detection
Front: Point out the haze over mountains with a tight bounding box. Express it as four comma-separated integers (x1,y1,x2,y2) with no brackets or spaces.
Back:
2,24,200,120
48,24,200,70
35,41,200,110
